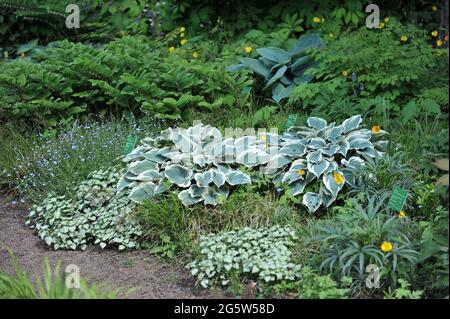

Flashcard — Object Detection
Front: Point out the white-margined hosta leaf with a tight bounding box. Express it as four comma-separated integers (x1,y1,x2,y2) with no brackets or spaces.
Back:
307,137,327,149
129,160,159,175
227,170,252,186
279,141,306,157
307,159,330,178
302,192,322,213
322,172,345,197
164,164,193,187
341,115,362,133
178,189,203,206
307,117,327,130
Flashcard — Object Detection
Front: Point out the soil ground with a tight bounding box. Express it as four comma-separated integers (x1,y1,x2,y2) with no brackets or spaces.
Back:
0,199,225,299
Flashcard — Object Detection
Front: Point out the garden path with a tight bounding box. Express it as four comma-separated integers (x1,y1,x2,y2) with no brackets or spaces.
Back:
0,200,224,299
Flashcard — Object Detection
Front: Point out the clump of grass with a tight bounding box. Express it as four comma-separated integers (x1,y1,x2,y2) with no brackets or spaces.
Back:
0,248,118,299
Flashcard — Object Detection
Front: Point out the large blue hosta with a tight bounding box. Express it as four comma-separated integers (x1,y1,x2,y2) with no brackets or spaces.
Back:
118,115,387,212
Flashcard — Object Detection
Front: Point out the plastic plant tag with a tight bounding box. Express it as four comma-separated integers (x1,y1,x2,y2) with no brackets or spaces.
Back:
284,114,298,129
123,135,138,155
387,186,408,211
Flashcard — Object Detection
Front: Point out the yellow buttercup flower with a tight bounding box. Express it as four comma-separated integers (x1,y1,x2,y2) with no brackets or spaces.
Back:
180,39,188,46
192,51,199,59
180,27,186,32
384,17,390,23
313,17,321,23
400,35,408,42
437,40,443,47
432,5,438,12
168,46,175,53
431,30,438,37
333,172,344,185
244,46,252,54
297,169,306,176
371,125,381,134
381,241,393,252
342,70,349,77
180,32,185,38
379,22,385,29
260,134,267,141
399,210,407,218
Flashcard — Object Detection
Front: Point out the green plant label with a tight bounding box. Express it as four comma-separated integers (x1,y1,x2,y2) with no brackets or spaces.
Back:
284,114,298,129
123,135,138,155
387,186,408,211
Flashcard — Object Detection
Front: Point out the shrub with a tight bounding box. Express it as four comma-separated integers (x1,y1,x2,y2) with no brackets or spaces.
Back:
187,225,301,288
26,168,142,251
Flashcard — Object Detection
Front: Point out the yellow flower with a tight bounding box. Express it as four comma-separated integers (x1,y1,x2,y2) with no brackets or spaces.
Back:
180,32,185,38
180,39,188,46
328,32,334,38
260,134,267,141
313,17,321,23
381,241,393,252
431,30,438,37
180,27,186,32
168,46,175,53
244,46,252,54
432,5,438,12
384,17,390,23
379,22,385,29
399,210,407,218
437,40,443,47
297,169,306,176
342,70,349,77
400,35,408,42
333,172,344,185
192,51,199,59
371,125,381,134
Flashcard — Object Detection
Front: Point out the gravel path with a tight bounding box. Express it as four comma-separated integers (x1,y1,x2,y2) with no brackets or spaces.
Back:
0,200,224,299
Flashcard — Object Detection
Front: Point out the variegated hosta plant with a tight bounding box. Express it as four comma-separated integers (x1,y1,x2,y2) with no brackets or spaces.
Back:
267,115,388,212
117,123,266,206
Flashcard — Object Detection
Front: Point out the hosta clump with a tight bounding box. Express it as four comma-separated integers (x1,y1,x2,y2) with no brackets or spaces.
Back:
269,115,388,213
118,123,264,206
187,226,301,288
26,168,142,251
227,33,323,103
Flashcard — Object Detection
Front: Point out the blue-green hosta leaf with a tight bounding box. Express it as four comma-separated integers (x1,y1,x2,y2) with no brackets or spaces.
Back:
307,159,330,178
341,115,362,133
189,184,207,197
321,144,340,157
357,147,382,159
326,126,343,141
290,159,307,171
212,170,226,187
235,136,259,150
266,154,291,170
226,63,246,72
154,180,172,195
216,163,232,175
193,154,207,167
173,132,200,153
302,192,322,213
164,164,193,187
290,33,322,56
202,185,229,206
350,138,373,150
236,149,270,167
117,174,136,193
307,117,327,130
282,170,304,184
123,146,146,162
345,129,372,144
265,65,288,89
272,83,294,103
323,161,338,175
194,170,214,187
290,56,312,73
306,150,322,163
288,180,307,196
143,148,167,163
320,186,337,208
178,189,203,206
128,183,155,203
279,141,306,157
133,170,162,182
293,71,316,84
256,47,291,64
341,157,365,170
322,172,345,197
307,137,327,149
240,58,271,79
338,140,351,157
129,160,159,175
227,170,252,186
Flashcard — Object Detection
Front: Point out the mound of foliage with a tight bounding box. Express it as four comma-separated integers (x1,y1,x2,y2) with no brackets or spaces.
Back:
26,168,142,250
187,225,301,288
119,115,387,213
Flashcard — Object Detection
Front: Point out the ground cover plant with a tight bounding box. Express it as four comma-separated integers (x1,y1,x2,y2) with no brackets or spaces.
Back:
0,0,448,301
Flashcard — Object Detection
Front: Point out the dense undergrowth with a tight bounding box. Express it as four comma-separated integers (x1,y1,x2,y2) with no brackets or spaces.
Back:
0,0,448,299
